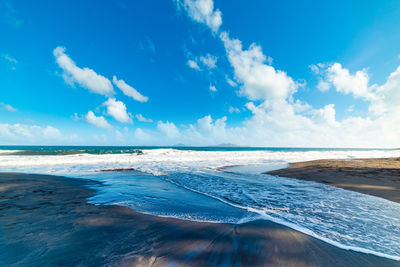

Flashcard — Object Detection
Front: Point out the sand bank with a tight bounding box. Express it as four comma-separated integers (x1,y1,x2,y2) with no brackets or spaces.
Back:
267,158,400,203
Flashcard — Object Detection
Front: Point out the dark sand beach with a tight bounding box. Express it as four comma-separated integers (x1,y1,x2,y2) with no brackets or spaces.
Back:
267,158,400,203
1,172,399,266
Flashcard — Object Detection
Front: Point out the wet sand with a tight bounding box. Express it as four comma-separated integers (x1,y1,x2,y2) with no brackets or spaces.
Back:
0,172,399,266
267,158,400,203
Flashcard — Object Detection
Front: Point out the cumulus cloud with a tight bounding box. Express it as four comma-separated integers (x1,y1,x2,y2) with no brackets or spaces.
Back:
229,106,240,113
169,0,400,147
313,63,400,117
112,76,148,102
0,102,17,112
309,64,320,74
157,121,180,138
220,32,298,102
209,84,217,92
370,65,400,115
187,59,201,70
177,0,222,33
150,60,400,147
196,115,226,134
101,0,399,147
136,114,153,122
315,63,373,99
53,46,114,97
103,98,132,123
292,99,312,113
0,123,63,144
177,0,298,104
199,54,217,69
226,76,237,87
187,53,217,72
85,111,112,129
317,80,330,92
311,104,339,127
133,128,152,142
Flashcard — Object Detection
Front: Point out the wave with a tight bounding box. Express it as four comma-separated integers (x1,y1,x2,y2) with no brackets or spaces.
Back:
1,148,399,172
1,148,400,260
162,171,400,261
0,145,397,156
0,148,143,156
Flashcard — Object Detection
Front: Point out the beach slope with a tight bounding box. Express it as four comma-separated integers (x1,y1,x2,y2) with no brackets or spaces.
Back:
0,172,399,266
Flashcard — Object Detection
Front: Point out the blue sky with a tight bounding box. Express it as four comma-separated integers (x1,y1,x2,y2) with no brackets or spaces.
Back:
1,0,400,147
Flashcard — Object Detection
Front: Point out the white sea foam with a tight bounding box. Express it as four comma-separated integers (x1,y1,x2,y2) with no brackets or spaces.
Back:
163,170,400,261
0,150,21,154
0,148,398,175
0,148,400,260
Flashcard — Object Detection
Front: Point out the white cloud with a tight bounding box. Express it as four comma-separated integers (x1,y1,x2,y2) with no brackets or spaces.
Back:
265,56,273,65
187,59,201,70
317,80,330,92
1,54,17,70
85,111,112,129
370,65,400,115
177,0,222,33
151,62,400,147
327,63,372,99
2,54,18,64
112,76,148,102
103,98,132,123
196,115,226,132
187,53,217,72
53,46,114,97
73,113,81,121
226,77,237,87
42,126,62,139
133,128,152,142
312,63,400,117
314,62,374,99
172,0,400,147
209,84,217,92
292,99,312,113
1,54,17,64
229,106,240,113
157,121,180,138
220,32,298,102
309,64,320,74
0,102,17,112
136,114,153,122
199,54,217,69
311,104,339,127
0,123,64,144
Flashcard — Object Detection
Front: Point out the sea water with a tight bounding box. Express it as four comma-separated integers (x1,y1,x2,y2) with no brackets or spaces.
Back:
0,146,399,260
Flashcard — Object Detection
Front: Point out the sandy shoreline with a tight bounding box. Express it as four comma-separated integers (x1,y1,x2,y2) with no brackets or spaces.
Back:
267,158,400,203
0,172,399,266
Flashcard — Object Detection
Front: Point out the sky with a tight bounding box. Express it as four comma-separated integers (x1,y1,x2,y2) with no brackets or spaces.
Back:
1,0,400,147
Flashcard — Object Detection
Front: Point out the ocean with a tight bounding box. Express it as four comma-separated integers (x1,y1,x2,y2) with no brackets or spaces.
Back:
0,146,399,260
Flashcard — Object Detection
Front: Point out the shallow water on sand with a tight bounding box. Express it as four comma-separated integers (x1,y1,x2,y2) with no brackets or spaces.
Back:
79,165,400,261
0,148,400,260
